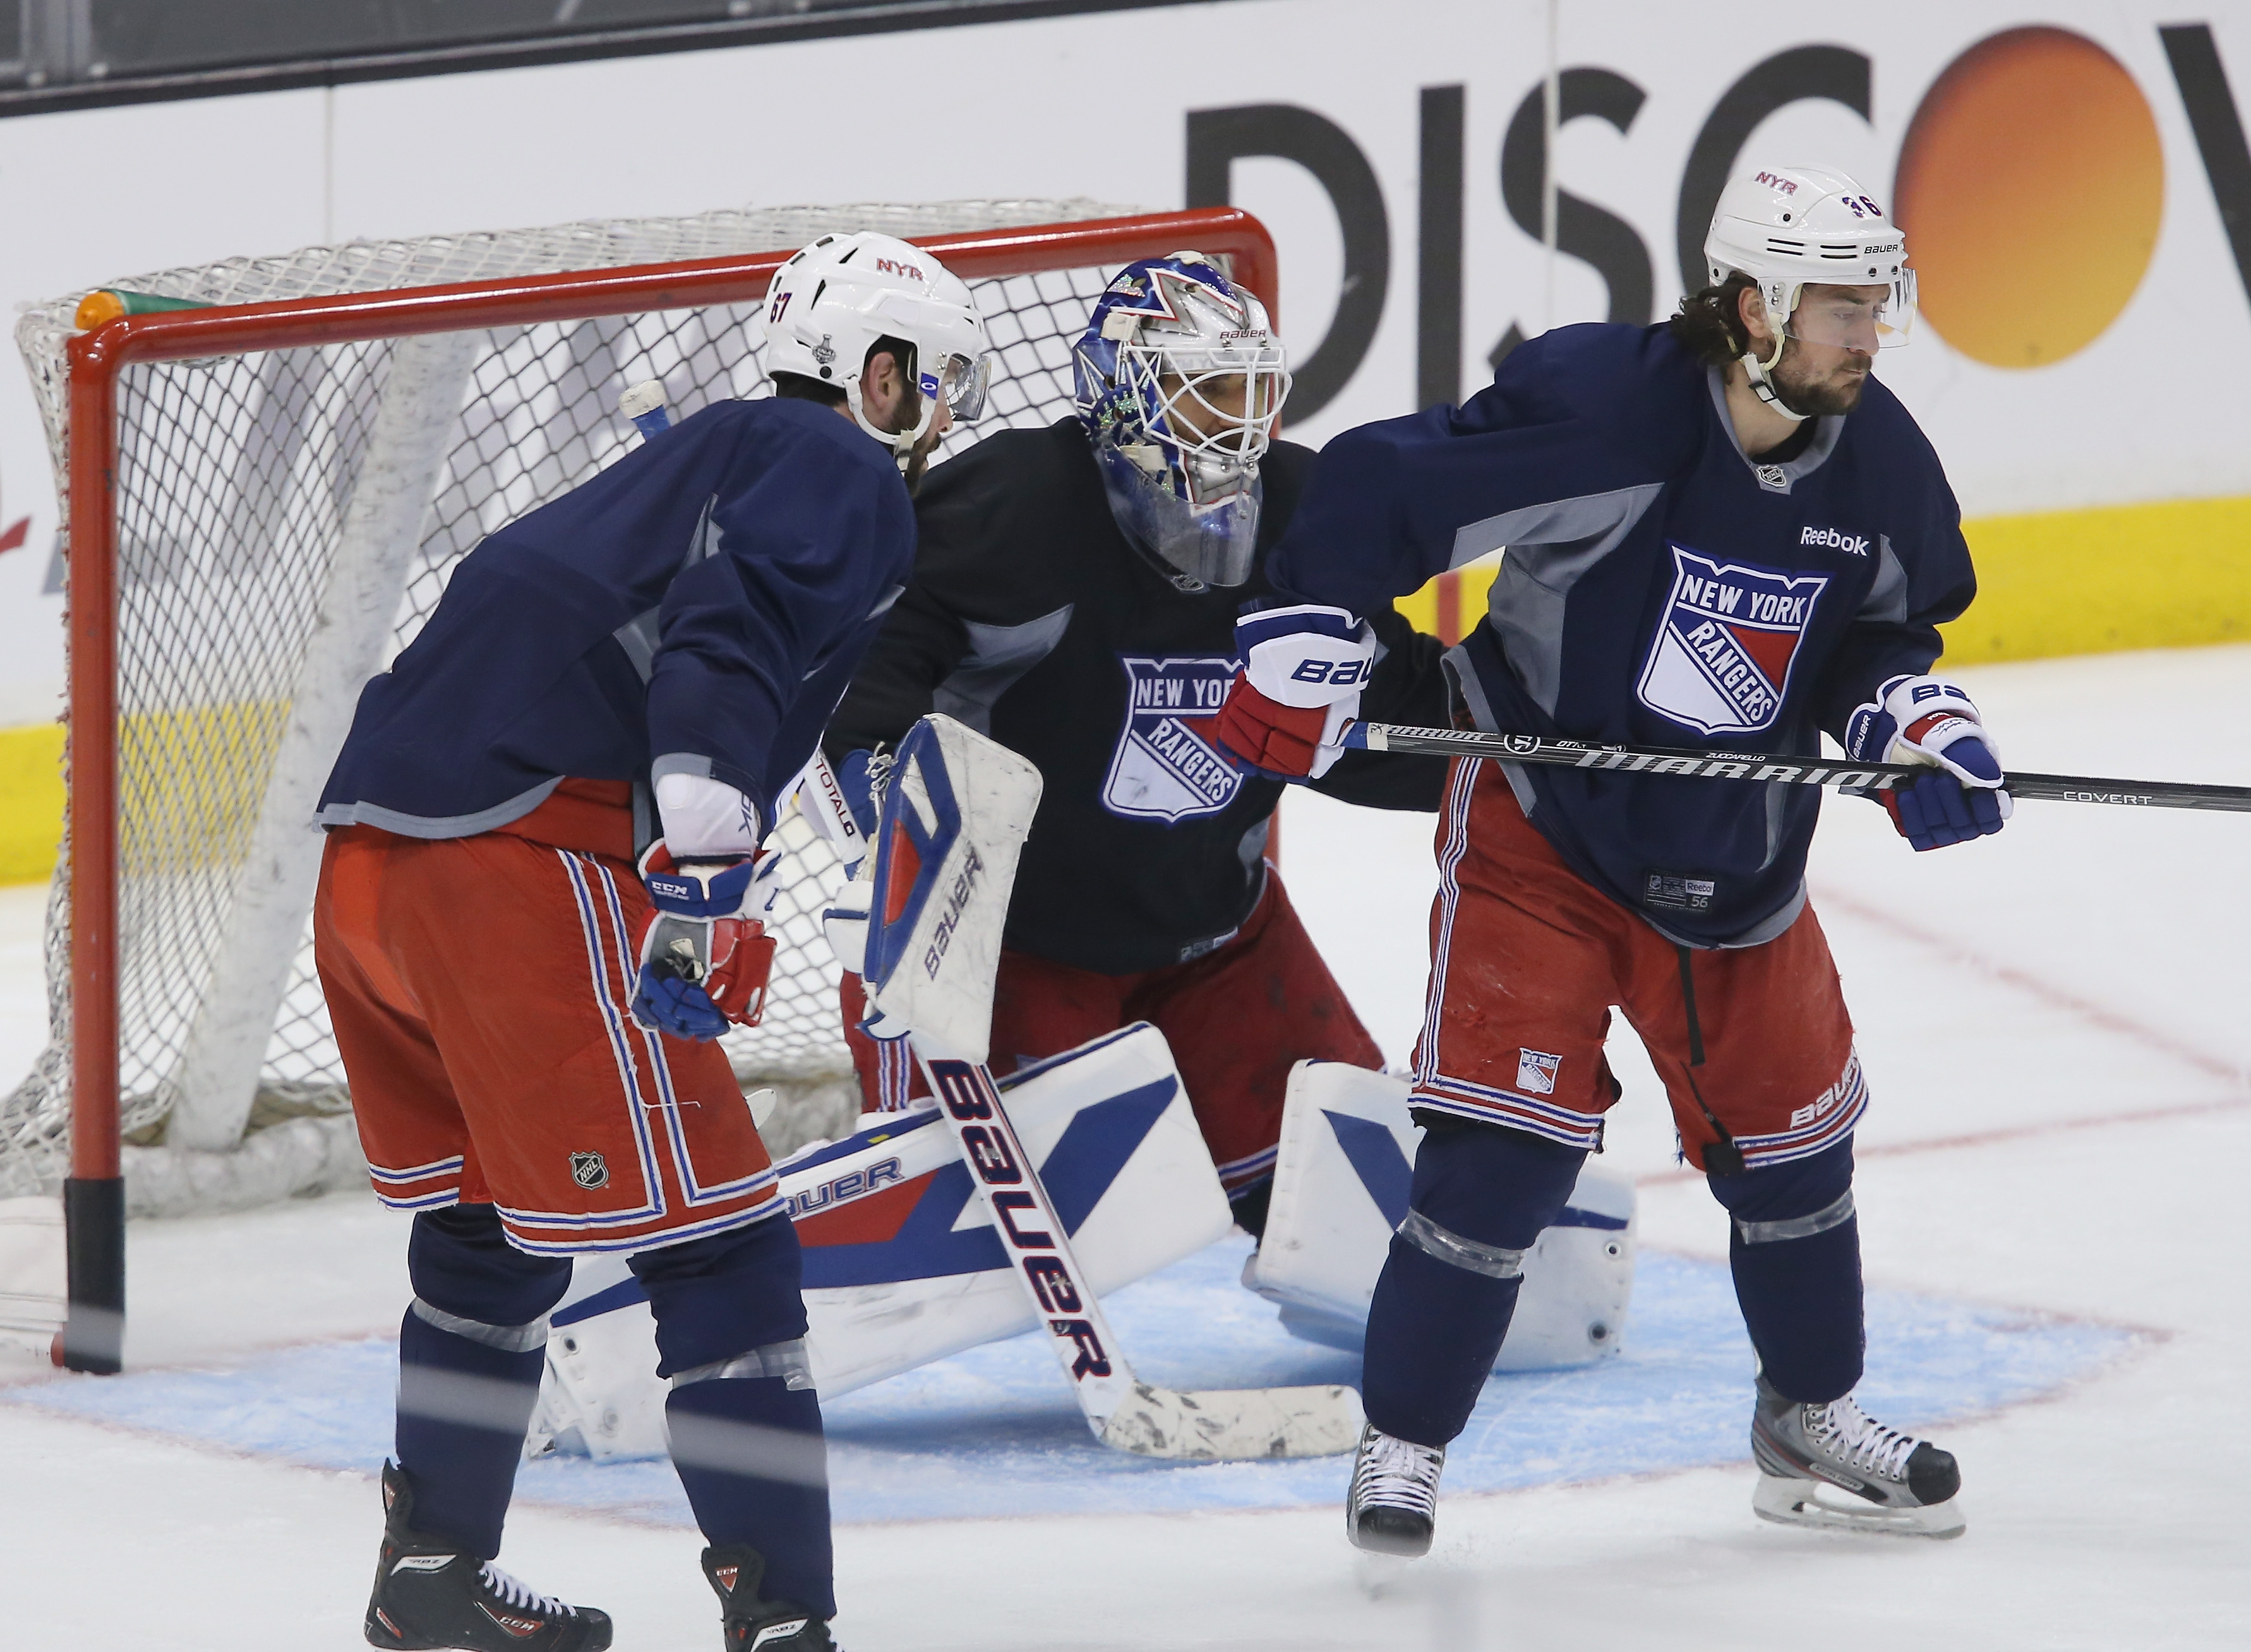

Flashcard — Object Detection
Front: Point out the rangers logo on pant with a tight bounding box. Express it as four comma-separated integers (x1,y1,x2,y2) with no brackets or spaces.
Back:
1636,545,1830,736
1102,655,1246,822
1516,1048,1563,1096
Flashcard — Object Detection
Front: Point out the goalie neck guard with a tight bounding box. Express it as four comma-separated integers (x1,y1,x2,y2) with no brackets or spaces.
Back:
1703,164,1916,419
763,231,995,464
1072,253,1291,591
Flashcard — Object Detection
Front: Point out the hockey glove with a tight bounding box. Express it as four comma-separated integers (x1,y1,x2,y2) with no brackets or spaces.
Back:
1210,604,1376,781
1844,673,2013,852
631,843,781,1040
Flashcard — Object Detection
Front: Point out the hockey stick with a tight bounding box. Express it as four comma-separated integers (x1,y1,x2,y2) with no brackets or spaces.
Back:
862,714,1359,1459
1343,722,2251,813
909,1041,1363,1460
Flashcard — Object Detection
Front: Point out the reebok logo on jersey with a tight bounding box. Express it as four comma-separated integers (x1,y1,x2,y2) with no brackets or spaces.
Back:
1102,656,1246,823
1799,526,1870,556
1636,546,1830,736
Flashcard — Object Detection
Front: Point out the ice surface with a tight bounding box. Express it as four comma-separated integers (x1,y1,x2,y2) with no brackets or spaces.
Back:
2,646,2248,1648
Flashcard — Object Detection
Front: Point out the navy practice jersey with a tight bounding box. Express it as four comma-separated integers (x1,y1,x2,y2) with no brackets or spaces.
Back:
1268,322,1975,947
320,397,915,843
827,419,1448,975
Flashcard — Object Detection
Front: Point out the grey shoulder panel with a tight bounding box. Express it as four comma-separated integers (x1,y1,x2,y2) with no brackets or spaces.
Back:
1858,534,1911,625
1470,483,1664,719
932,604,1075,736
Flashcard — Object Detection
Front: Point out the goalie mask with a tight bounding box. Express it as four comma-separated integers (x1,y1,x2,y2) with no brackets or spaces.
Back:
1703,164,1916,419
1072,253,1291,590
763,232,995,465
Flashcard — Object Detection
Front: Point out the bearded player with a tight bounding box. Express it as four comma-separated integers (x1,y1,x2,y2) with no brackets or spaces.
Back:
822,253,1446,1235
1214,166,1991,1550
314,233,992,1651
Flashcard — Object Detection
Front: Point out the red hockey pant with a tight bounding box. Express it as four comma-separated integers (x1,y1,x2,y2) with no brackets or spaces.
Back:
1412,760,1865,1171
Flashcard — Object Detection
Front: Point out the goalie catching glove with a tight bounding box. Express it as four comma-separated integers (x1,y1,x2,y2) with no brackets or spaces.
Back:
1844,673,2012,852
631,843,781,1040
1210,603,1376,780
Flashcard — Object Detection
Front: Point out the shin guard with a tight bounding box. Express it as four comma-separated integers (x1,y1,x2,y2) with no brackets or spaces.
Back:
1359,1119,1585,1447
637,1218,834,1620
395,1205,572,1559
1710,1138,1864,1404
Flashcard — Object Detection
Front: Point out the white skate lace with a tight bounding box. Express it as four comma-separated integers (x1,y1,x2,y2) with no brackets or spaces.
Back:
1354,1428,1444,1515
477,1563,577,1619
1805,1397,1919,1481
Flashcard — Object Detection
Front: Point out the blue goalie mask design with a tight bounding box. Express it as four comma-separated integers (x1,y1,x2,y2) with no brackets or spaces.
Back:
1072,253,1292,590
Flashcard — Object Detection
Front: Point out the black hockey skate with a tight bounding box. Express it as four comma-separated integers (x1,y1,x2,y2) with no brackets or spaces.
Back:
365,1463,614,1651
1345,1422,1446,1557
702,1542,835,1650
1750,1378,1965,1538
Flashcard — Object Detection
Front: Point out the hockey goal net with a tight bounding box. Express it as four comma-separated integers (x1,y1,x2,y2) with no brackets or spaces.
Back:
3,201,1279,1247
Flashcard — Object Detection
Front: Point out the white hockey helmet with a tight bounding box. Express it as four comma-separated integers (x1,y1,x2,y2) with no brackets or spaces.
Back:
1704,164,1916,412
762,232,995,461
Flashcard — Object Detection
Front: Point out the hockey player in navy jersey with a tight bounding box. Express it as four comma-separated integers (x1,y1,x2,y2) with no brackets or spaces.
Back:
1211,165,1991,1550
822,253,1446,1233
314,232,993,1651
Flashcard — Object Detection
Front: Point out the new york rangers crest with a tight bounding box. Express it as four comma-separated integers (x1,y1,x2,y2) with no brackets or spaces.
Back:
1103,656,1245,822
1636,546,1829,736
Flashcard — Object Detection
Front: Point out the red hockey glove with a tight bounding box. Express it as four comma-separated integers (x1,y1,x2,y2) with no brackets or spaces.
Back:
632,844,780,1039
1209,603,1375,780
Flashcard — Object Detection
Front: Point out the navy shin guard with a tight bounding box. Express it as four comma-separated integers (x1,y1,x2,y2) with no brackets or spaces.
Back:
395,1205,571,1559
1710,1137,1864,1404
1360,1119,1586,1448
636,1217,834,1619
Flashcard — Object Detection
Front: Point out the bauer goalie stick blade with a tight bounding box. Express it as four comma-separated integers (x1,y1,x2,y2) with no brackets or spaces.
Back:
1343,722,2251,813
913,1048,1364,1461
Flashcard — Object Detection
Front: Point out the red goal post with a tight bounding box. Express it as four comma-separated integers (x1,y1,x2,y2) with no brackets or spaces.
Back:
46,205,1279,1372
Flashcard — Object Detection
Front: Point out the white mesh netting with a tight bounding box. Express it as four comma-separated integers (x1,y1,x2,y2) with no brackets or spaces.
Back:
4,198,1146,1211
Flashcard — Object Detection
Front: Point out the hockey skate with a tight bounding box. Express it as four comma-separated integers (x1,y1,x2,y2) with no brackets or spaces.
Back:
1345,1422,1446,1557
702,1542,835,1650
365,1463,613,1651
1750,1379,1965,1538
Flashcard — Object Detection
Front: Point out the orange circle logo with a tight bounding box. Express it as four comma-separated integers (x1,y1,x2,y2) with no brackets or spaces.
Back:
1895,27,2163,368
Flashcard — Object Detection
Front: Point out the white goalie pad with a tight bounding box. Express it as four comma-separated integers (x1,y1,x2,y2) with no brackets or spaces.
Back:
528,1022,1230,1461
861,714,1042,1064
1245,1061,1636,1371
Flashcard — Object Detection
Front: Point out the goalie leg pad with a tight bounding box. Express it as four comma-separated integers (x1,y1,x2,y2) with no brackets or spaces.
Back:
396,1204,572,1559
1710,1136,1864,1404
1360,1119,1586,1449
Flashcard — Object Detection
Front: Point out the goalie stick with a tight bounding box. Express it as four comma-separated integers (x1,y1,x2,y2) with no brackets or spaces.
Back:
1342,721,2251,813
864,714,1362,1460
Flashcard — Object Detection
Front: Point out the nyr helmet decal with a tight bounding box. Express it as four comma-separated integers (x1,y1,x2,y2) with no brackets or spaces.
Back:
1102,654,1246,822
1635,546,1830,736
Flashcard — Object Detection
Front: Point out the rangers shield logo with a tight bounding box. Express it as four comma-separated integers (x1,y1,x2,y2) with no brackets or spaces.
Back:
1102,656,1245,822
1636,546,1830,736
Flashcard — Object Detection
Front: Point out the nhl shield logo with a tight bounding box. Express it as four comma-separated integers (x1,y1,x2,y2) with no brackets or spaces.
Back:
569,1151,609,1190
1635,545,1830,736
1516,1048,1563,1096
1101,655,1246,823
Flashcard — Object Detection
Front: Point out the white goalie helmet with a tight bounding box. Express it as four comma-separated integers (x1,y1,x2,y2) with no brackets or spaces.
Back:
762,232,995,461
1703,164,1916,414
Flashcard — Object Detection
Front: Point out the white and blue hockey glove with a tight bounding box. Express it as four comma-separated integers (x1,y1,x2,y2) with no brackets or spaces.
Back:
632,844,782,1040
1844,673,2013,852
1210,604,1376,781
817,750,910,1041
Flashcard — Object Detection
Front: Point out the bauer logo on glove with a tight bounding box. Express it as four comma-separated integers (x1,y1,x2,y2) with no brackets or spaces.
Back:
1211,602,1376,781
630,842,780,1040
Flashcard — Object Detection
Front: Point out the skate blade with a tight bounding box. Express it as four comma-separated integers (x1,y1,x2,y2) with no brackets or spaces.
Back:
1753,1472,1966,1539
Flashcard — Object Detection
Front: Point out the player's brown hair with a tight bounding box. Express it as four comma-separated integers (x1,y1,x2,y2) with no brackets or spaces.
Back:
1667,272,1760,367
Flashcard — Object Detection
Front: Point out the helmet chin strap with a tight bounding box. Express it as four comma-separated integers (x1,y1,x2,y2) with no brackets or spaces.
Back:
1742,332,1809,424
